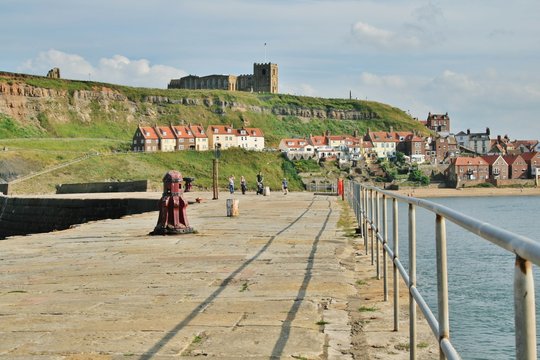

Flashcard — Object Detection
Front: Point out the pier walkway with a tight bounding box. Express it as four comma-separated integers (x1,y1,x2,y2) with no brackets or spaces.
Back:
0,191,434,359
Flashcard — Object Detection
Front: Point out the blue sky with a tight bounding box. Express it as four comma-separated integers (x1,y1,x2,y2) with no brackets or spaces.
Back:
2,0,540,139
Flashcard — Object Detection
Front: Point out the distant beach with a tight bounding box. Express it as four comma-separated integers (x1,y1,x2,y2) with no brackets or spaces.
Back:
393,186,540,198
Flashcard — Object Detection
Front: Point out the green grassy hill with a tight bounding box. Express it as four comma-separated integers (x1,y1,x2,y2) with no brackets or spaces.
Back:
0,72,428,194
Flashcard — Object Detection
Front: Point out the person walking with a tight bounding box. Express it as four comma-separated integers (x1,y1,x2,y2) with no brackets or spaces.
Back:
228,175,235,194
282,178,288,195
240,176,247,195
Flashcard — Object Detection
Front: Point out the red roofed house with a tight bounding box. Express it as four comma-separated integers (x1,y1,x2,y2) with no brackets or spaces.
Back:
237,127,265,151
132,126,159,152
521,152,540,178
154,125,176,152
365,131,398,158
503,155,528,179
188,124,209,151
278,138,314,160
207,125,236,150
403,133,426,163
447,156,489,184
170,125,195,150
481,155,509,180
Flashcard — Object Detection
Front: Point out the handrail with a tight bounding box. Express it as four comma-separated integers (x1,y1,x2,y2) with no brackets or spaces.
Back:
345,180,538,360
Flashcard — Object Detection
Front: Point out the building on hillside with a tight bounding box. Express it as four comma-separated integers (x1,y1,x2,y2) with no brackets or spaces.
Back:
132,126,159,152
403,134,426,163
205,125,265,151
455,128,491,154
189,124,209,151
206,125,236,150
155,125,176,152
503,155,528,179
365,130,398,158
170,125,195,150
425,112,451,133
168,63,278,94
279,138,315,160
237,128,265,151
481,155,509,180
429,135,459,164
447,156,489,183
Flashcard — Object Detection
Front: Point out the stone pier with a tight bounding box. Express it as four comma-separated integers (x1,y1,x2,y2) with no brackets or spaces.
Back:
0,191,436,359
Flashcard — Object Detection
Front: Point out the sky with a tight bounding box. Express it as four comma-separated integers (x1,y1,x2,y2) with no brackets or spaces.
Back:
2,0,540,140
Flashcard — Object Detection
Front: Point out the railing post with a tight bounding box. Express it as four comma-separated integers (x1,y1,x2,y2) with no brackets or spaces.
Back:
370,189,375,266
383,194,388,301
436,214,449,360
393,198,399,331
376,191,380,279
363,187,368,254
409,203,417,360
514,256,537,360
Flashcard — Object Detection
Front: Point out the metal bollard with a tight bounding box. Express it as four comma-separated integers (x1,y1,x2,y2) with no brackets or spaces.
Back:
151,170,194,235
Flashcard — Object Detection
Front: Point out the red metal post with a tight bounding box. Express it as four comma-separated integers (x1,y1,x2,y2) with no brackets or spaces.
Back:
151,170,194,235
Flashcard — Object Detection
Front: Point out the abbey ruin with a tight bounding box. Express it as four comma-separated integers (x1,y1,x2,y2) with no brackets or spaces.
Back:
168,63,278,94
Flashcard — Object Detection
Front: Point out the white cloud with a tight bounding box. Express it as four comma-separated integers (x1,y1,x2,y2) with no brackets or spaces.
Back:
359,72,406,89
351,21,421,50
18,49,186,88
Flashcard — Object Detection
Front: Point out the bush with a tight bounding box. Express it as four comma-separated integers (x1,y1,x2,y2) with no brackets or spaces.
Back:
408,168,430,185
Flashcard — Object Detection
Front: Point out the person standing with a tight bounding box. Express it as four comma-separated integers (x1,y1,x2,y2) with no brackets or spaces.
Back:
256,171,264,195
228,175,235,194
240,176,247,195
282,178,288,195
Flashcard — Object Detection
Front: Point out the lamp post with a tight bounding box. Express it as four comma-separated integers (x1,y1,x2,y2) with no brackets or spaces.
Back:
212,143,221,200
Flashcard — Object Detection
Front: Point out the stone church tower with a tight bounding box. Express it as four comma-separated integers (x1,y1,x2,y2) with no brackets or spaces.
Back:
253,63,278,93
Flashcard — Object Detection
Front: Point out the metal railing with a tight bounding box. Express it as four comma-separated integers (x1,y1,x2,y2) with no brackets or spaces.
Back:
345,180,539,360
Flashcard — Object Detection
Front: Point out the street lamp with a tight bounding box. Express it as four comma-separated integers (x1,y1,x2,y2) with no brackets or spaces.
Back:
212,143,221,200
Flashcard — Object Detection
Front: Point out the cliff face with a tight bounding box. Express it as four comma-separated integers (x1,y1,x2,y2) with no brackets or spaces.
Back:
0,74,380,138
0,81,137,127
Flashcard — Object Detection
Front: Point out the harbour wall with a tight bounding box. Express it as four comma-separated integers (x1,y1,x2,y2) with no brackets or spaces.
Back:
0,196,157,239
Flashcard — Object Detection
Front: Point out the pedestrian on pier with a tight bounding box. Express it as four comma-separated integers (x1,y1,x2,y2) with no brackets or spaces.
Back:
240,176,247,194
228,175,235,194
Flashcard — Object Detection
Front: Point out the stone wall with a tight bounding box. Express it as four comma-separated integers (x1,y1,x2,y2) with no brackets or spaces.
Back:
56,180,148,194
0,196,158,239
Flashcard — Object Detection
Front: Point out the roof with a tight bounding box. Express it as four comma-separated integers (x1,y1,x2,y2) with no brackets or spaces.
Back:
207,125,235,135
171,125,194,139
368,131,398,142
481,155,507,165
138,126,158,140
154,126,176,140
245,127,264,137
309,135,328,146
280,138,310,149
453,156,488,166
404,134,424,142
521,152,540,162
502,155,525,165
189,124,207,138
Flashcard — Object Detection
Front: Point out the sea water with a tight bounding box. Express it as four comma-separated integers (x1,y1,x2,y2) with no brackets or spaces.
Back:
388,195,540,360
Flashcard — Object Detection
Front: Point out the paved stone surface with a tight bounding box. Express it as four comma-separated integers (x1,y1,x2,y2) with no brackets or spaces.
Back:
0,191,358,359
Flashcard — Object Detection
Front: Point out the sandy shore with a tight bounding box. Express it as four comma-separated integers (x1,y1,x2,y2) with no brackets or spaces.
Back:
393,186,540,198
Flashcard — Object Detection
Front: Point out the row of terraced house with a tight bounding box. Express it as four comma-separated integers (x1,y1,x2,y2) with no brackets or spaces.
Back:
131,124,265,152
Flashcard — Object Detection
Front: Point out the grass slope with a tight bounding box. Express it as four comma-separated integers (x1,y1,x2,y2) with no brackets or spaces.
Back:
0,72,429,193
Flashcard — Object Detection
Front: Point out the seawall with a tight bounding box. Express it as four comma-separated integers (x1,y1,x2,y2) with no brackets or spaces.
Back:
0,196,158,239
